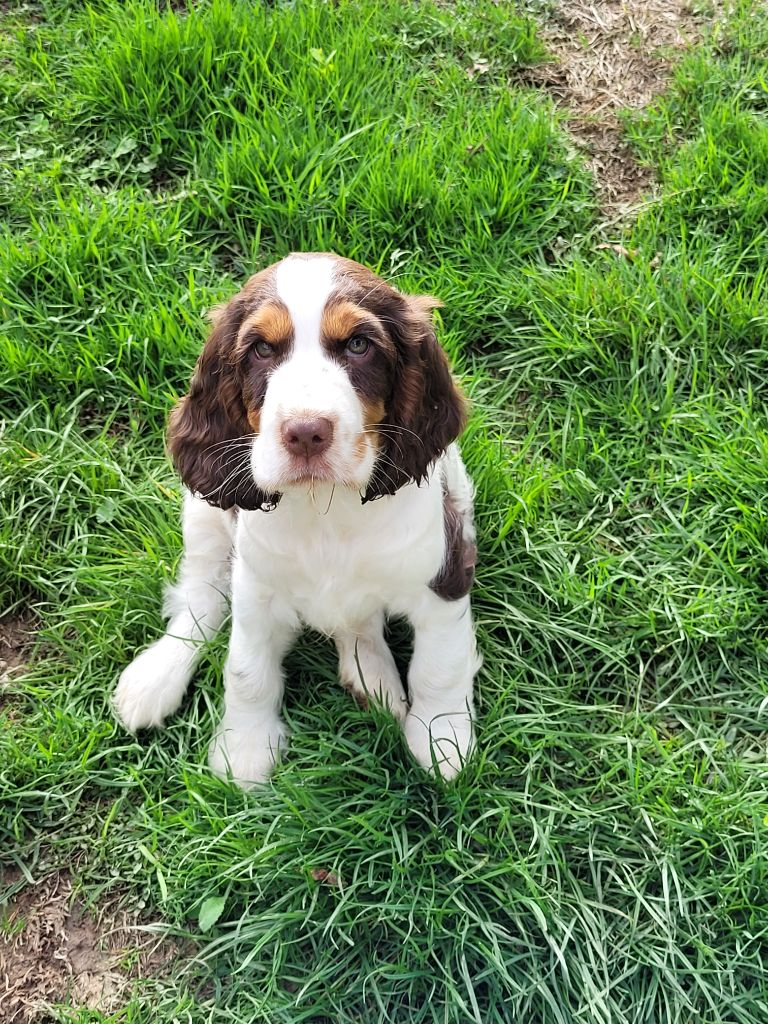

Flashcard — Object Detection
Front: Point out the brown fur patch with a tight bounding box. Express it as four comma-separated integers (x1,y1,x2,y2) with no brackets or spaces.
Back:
321,300,381,345
207,265,277,330
240,263,278,303
363,397,386,428
246,408,261,433
167,289,280,511
239,300,293,348
326,260,468,502
357,396,385,460
407,294,444,317
333,256,387,294
430,492,476,601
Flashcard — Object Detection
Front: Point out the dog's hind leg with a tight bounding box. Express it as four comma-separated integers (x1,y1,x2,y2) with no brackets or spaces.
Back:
336,612,408,723
113,492,234,732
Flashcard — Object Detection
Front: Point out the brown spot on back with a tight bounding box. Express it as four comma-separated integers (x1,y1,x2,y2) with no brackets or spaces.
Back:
430,492,476,601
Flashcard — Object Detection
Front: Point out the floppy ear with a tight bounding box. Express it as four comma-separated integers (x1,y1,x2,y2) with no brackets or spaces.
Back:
363,294,467,502
167,298,280,511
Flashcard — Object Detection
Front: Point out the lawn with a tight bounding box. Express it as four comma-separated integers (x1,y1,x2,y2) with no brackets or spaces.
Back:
2,0,768,1021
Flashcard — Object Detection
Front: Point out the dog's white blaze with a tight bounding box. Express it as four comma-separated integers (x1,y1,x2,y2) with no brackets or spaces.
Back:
275,255,336,356
252,253,372,489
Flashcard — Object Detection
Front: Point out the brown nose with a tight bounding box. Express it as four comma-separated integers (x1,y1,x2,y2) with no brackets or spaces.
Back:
281,417,334,459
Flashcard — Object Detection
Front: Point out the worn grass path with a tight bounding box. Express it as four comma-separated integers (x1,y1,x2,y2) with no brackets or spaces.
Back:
2,1,768,1021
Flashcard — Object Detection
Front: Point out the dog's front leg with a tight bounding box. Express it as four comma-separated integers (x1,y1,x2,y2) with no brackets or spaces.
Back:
208,556,297,790
403,592,481,780
113,493,234,732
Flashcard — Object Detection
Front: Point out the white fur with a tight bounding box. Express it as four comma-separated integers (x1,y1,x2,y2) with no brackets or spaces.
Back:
113,492,234,731
114,255,481,787
275,255,335,353
251,255,377,491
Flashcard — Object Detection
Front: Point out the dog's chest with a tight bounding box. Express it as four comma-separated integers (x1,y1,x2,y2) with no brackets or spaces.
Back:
237,487,443,632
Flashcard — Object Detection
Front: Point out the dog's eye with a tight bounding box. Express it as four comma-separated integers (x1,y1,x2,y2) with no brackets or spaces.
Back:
346,336,370,356
254,340,274,359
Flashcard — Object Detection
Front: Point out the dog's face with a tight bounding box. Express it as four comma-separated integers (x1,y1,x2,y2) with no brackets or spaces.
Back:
168,253,466,510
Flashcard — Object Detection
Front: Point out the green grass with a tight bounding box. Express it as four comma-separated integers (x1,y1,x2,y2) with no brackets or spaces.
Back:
2,1,768,1021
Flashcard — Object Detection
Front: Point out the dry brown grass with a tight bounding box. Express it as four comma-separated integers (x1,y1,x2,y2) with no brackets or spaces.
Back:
525,0,716,214
0,871,179,1022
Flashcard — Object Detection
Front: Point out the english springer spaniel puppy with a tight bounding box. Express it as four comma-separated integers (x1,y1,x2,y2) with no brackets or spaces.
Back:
113,253,480,788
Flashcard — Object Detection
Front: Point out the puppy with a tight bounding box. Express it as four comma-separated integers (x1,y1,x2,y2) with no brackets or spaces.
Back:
114,253,480,788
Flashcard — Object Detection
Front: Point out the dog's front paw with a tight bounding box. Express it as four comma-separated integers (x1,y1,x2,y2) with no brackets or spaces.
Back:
208,715,289,790
113,639,193,732
404,706,474,781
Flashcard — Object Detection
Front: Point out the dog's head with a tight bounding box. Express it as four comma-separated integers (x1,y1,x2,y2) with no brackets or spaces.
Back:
168,253,466,510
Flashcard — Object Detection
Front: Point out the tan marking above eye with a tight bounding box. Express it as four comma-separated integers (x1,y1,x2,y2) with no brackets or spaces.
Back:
321,300,380,345
239,301,294,346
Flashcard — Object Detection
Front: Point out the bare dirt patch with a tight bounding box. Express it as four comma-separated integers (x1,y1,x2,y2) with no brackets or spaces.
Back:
0,871,180,1022
525,0,715,215
0,615,35,688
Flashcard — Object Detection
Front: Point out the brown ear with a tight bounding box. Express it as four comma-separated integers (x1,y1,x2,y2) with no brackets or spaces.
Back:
363,295,467,502
167,298,280,511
